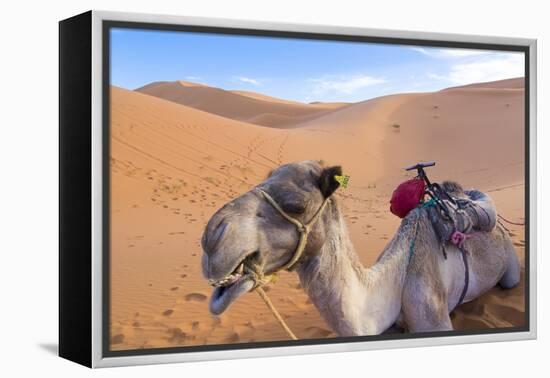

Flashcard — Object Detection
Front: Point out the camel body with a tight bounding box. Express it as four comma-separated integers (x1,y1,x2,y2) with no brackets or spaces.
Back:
201,161,520,334
296,202,519,334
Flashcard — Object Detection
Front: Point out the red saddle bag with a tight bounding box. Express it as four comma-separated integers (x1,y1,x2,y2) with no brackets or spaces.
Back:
390,178,426,218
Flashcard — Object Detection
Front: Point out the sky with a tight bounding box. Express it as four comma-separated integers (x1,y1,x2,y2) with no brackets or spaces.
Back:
110,28,525,103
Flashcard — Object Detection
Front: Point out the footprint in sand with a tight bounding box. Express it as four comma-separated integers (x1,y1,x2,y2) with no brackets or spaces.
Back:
167,327,187,343
111,334,125,344
212,317,222,327
185,293,207,302
226,332,240,343
170,287,179,291
305,326,333,338
163,309,174,316
244,321,255,330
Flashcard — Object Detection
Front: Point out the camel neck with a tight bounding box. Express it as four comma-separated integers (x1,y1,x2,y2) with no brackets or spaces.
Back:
296,202,418,335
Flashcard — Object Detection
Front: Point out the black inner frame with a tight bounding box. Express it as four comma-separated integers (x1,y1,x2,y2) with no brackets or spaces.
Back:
102,20,531,358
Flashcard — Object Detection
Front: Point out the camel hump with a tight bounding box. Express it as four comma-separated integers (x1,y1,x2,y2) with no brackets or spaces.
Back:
440,181,465,197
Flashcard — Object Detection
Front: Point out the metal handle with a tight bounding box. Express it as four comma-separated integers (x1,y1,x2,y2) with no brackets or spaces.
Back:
405,161,436,171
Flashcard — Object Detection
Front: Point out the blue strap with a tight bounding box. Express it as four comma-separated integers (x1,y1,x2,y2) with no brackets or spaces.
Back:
408,198,437,261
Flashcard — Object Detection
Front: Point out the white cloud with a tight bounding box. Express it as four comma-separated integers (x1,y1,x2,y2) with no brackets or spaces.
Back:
410,47,493,59
310,74,386,95
429,53,523,85
233,76,261,86
439,49,492,58
185,75,202,81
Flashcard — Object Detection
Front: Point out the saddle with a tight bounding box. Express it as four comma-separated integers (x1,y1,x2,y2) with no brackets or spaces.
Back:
427,181,497,246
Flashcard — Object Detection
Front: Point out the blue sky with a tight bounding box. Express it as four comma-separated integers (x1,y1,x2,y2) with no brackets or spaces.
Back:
110,28,524,103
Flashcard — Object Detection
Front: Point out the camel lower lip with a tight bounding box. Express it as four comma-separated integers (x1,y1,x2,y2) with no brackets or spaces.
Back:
209,275,255,315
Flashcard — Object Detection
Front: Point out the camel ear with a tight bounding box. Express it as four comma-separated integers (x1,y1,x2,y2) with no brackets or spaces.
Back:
319,166,342,198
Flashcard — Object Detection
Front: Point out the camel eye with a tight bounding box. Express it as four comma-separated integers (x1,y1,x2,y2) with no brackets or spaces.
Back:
281,200,306,215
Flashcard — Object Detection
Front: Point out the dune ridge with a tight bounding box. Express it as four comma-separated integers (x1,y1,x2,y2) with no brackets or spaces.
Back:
135,80,348,128
441,77,524,91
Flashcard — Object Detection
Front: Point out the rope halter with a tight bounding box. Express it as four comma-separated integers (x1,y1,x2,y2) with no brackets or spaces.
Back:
250,187,333,340
255,187,333,273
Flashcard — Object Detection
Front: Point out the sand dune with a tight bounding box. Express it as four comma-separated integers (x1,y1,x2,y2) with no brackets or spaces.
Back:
229,90,307,106
442,77,525,90
309,101,351,109
291,77,524,191
136,80,345,128
110,78,526,351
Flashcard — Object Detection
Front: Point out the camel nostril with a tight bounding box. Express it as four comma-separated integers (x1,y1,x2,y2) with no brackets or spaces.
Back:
205,220,228,254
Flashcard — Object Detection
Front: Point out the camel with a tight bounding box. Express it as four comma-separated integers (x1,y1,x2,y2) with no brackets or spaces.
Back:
201,160,520,335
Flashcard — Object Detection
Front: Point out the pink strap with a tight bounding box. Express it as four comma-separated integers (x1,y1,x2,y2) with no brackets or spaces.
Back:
450,230,475,248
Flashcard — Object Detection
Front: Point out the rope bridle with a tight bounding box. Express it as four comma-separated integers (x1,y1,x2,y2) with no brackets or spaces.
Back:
250,188,333,340
256,188,332,271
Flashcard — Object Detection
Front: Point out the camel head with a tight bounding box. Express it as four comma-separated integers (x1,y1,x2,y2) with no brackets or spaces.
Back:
201,160,342,315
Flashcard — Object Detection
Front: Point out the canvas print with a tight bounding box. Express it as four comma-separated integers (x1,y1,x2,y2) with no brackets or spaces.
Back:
108,27,526,352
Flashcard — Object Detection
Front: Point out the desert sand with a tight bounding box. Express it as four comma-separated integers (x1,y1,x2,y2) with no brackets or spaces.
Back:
109,77,526,351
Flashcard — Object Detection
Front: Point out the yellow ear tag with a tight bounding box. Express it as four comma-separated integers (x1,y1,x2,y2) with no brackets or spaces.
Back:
334,174,350,188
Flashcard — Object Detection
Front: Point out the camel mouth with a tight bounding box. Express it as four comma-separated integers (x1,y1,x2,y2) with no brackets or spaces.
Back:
208,253,260,315
208,261,246,288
